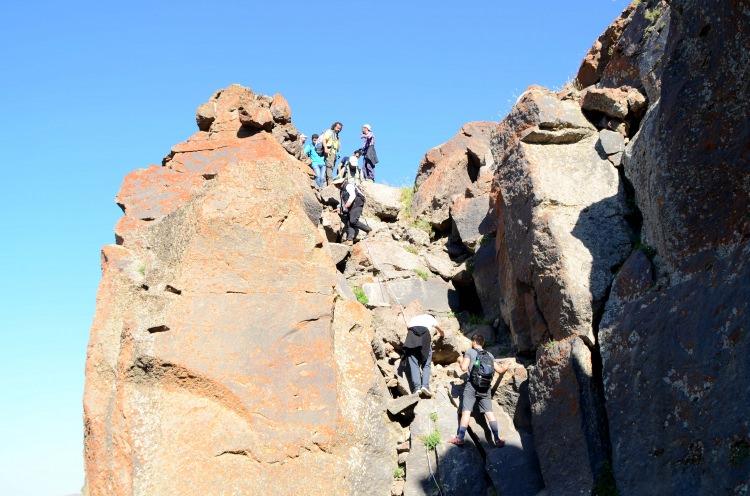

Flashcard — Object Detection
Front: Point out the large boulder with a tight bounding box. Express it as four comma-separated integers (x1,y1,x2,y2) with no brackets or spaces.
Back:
491,86,632,351
528,337,611,496
357,239,429,280
363,277,459,314
361,181,403,221
332,299,398,496
84,89,392,496
600,1,750,493
412,122,496,230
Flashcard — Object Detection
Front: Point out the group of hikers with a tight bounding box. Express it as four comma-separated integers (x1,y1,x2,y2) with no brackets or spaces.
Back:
301,122,378,188
303,123,508,447
403,313,511,448
301,121,378,245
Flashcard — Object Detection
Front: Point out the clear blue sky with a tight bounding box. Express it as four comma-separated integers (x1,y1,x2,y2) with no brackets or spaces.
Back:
0,1,629,494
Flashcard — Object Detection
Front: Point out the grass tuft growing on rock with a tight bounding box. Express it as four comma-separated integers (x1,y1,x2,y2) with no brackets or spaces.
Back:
404,245,419,255
400,186,414,219
414,269,429,281
393,466,405,480
422,429,441,450
429,411,439,423
352,286,369,306
412,218,432,236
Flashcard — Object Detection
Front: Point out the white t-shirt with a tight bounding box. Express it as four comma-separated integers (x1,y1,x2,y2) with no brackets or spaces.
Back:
344,184,357,206
408,314,438,331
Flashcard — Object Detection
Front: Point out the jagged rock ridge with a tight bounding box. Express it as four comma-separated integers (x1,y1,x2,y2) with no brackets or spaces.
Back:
84,1,749,495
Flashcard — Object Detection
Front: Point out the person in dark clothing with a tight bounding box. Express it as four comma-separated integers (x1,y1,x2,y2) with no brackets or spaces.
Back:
402,314,444,398
360,124,378,182
333,177,371,244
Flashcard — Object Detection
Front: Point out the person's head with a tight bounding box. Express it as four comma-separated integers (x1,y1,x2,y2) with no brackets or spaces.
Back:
332,177,345,189
300,134,307,143
332,121,343,133
471,334,486,349
312,133,319,142
353,149,362,157
362,124,372,133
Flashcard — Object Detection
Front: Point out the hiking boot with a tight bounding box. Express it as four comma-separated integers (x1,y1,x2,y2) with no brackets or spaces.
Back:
447,436,465,447
419,387,433,398
492,437,506,448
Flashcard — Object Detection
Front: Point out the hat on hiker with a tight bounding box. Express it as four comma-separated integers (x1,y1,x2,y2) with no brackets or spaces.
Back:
300,133,307,140
332,177,346,185
362,124,372,131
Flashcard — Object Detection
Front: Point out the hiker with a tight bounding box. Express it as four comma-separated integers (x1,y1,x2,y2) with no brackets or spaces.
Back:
304,133,326,188
321,122,343,185
360,124,378,182
337,150,363,184
333,177,371,244
402,314,445,398
448,334,510,448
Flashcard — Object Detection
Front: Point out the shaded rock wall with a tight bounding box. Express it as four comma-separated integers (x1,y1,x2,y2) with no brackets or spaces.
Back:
600,0,750,493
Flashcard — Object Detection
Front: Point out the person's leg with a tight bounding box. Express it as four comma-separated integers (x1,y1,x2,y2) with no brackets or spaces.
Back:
349,205,371,236
348,205,368,240
421,348,432,390
364,158,375,180
325,154,335,184
315,164,325,187
481,401,505,447
449,386,476,445
405,352,421,394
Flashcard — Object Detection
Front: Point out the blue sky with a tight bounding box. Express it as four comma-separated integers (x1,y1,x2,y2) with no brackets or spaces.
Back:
0,1,629,494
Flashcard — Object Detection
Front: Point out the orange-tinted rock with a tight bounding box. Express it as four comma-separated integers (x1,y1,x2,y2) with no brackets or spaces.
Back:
270,93,291,123
576,3,636,88
84,87,393,496
412,121,496,229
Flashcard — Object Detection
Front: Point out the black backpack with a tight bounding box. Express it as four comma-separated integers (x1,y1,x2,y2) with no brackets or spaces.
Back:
469,350,495,390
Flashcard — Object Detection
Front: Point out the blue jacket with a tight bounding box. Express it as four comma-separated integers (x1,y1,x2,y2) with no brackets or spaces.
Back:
304,143,325,166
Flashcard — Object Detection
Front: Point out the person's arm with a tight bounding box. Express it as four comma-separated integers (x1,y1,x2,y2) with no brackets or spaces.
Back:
433,325,445,339
322,131,331,155
458,352,471,373
344,185,356,210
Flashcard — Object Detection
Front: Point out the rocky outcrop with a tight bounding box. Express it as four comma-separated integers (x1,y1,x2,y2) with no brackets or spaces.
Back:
491,85,632,351
412,122,496,231
84,86,393,496
599,1,750,493
86,2,749,495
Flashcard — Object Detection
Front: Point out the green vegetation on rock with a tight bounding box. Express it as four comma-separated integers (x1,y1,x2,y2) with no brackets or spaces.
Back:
352,286,369,306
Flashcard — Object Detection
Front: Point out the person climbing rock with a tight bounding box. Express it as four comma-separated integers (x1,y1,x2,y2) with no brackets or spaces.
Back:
448,334,510,448
360,124,378,182
304,133,326,188
402,314,444,398
333,177,371,244
337,150,363,184
322,121,342,185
